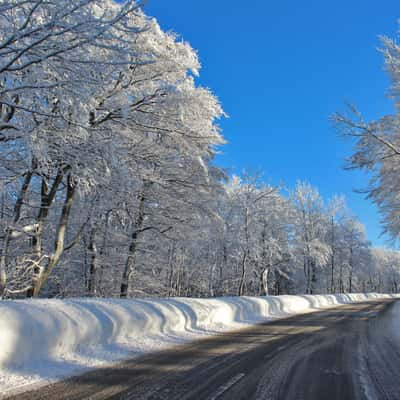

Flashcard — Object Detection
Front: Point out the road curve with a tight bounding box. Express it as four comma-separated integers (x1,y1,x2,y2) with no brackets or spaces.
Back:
4,299,400,400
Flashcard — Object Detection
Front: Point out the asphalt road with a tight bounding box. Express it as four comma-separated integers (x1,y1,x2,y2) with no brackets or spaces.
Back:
5,299,400,400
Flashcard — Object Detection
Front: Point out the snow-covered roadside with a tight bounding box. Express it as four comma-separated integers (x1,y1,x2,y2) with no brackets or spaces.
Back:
0,293,397,396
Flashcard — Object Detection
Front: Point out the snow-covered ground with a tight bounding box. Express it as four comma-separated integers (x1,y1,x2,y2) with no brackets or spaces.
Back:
0,293,396,396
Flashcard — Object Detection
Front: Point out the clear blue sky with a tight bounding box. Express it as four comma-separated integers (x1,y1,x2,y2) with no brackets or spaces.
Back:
143,1,399,246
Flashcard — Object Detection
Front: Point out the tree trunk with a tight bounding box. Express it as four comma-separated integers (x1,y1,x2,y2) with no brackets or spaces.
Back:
238,250,247,296
120,184,147,298
330,216,335,294
238,207,250,297
310,261,317,294
209,263,216,297
31,172,64,260
274,269,281,295
348,269,353,293
216,243,227,296
27,174,75,297
339,264,344,293
96,210,111,292
0,165,35,296
330,253,335,294
261,267,270,296
306,259,312,295
167,243,176,296
87,227,97,296
348,247,354,293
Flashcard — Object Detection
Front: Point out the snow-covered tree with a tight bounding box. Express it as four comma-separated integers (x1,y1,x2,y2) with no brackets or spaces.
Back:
290,182,331,294
335,29,400,242
0,1,224,297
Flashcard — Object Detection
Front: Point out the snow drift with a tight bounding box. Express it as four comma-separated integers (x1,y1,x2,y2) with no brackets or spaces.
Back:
0,293,396,394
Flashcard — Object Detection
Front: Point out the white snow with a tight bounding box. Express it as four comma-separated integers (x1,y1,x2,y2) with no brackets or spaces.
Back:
0,293,397,397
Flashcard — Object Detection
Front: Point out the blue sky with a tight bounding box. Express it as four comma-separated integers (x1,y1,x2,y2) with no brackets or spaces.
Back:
143,1,400,246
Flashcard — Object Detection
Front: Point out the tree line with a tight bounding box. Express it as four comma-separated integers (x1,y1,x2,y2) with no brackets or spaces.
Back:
0,0,399,299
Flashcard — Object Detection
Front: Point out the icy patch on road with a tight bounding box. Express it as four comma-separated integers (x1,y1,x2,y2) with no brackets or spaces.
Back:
0,293,397,396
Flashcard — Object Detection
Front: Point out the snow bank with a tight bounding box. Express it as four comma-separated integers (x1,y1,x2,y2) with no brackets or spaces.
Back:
0,293,396,395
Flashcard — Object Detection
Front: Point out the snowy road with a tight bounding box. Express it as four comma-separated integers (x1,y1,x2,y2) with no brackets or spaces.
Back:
4,299,400,400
